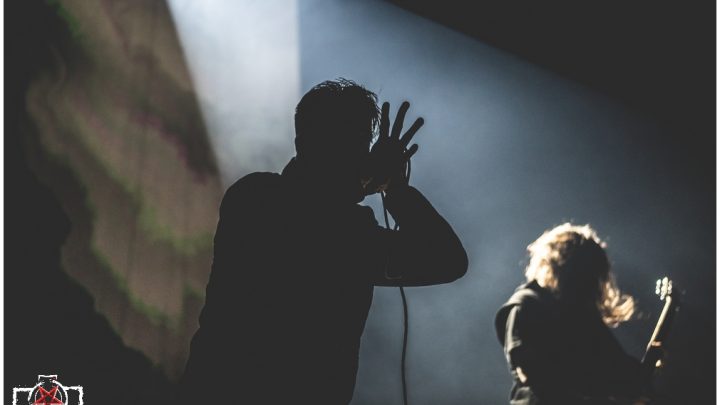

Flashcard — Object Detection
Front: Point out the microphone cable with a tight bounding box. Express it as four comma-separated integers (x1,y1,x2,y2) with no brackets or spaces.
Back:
380,158,411,405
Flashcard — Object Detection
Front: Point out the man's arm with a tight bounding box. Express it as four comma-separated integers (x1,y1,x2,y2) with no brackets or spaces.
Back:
360,100,467,286
365,185,468,287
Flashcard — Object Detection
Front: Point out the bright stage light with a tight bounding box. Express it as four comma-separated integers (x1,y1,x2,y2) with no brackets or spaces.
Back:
168,0,300,186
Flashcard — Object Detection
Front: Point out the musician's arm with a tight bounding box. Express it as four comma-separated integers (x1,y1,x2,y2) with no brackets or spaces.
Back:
504,304,569,400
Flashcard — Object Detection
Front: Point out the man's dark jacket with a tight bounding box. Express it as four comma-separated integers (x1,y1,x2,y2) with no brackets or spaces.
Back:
180,159,468,404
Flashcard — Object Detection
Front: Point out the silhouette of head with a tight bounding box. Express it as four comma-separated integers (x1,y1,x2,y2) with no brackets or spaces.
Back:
294,78,380,203
524,223,634,326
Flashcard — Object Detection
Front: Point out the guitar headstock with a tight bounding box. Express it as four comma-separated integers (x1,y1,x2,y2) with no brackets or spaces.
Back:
655,276,673,301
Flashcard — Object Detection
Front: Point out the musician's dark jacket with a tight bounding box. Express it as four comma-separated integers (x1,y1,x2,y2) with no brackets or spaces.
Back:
495,281,646,405
180,159,468,404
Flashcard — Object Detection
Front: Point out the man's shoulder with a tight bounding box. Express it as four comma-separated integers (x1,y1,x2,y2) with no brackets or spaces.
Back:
495,281,554,342
219,172,283,210
507,281,547,307
225,172,283,195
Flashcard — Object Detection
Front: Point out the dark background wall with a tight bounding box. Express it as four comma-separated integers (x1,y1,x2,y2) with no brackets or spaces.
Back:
5,1,715,404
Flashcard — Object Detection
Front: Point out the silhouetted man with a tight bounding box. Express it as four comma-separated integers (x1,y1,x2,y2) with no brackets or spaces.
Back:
180,79,468,404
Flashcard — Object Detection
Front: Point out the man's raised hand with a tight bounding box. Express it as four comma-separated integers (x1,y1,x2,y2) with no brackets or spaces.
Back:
364,101,423,194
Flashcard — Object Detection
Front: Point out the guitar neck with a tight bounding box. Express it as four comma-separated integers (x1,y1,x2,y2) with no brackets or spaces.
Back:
650,296,675,344
642,295,676,369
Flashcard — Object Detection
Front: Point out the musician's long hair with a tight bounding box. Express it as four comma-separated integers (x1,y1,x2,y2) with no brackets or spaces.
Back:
524,223,634,327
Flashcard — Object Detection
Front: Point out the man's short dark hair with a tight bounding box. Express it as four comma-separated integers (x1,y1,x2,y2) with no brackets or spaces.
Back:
294,79,380,155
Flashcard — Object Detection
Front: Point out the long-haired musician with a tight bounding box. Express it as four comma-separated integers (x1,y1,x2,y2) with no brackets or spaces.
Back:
495,223,649,404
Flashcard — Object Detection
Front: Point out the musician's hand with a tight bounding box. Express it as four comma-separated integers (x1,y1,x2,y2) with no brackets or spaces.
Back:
643,342,666,369
363,101,422,195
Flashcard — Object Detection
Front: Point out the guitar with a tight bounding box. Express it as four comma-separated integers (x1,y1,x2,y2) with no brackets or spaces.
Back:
641,276,680,374
583,277,681,405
